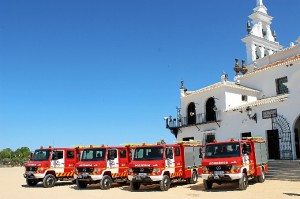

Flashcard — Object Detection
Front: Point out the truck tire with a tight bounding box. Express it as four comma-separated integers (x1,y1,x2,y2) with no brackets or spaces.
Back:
257,168,265,183
203,179,213,190
76,179,87,189
43,174,56,188
26,178,38,186
100,175,113,190
188,171,198,184
160,175,171,191
238,173,248,190
130,182,140,191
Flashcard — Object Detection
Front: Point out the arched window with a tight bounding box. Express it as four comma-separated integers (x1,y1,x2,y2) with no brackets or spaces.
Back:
187,102,196,125
206,97,216,122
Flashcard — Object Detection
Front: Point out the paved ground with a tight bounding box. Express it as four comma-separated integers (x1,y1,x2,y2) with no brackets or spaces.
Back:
2,167,300,199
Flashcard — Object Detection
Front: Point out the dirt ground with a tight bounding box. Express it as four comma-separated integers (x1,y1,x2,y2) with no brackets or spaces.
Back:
1,167,300,199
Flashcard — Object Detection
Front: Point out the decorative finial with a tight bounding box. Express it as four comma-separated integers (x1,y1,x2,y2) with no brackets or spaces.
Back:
241,60,248,75
180,80,184,89
233,58,240,75
247,21,252,35
272,30,277,41
256,0,263,6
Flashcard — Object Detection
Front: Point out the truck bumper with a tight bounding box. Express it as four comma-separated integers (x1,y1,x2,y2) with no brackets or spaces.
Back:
128,174,162,182
75,173,102,182
23,172,44,180
202,173,243,181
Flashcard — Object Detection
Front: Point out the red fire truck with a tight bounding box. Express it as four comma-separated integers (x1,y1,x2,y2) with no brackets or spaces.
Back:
201,137,268,190
74,145,131,190
23,146,83,188
128,141,202,191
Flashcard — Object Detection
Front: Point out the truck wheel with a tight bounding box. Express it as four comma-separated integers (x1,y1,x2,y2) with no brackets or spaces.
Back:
257,168,265,183
130,182,140,191
43,174,56,188
26,179,38,186
160,175,171,191
203,179,213,190
76,179,87,189
188,171,198,184
238,173,248,190
100,175,113,190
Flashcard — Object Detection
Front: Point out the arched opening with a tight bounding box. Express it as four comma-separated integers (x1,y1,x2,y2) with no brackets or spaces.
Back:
205,97,216,122
294,115,300,159
187,102,196,125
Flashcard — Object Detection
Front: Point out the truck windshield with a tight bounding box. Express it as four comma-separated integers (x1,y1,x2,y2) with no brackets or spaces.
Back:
32,149,50,161
81,148,106,161
133,147,163,161
205,143,240,158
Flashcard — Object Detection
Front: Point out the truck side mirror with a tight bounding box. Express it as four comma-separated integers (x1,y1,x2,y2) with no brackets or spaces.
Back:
199,148,203,158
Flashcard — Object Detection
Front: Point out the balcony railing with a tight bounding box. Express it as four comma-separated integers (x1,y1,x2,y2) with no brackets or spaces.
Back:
167,110,222,129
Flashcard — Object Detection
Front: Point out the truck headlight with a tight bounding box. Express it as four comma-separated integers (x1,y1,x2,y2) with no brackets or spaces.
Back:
153,168,160,173
94,168,100,173
129,168,133,173
231,165,240,171
202,166,208,171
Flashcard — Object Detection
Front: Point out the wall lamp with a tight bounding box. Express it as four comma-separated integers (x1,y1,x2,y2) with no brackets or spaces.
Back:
246,106,257,123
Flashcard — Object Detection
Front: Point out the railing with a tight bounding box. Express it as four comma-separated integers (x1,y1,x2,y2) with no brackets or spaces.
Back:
168,110,222,129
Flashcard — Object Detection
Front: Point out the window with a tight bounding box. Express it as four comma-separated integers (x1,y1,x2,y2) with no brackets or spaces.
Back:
175,147,180,156
183,137,194,141
206,134,215,144
276,76,289,95
66,151,74,159
52,151,63,160
241,132,251,140
242,95,248,101
120,149,127,158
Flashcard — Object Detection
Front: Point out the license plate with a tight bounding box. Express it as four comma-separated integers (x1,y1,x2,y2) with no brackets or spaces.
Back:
214,171,224,175
138,173,147,176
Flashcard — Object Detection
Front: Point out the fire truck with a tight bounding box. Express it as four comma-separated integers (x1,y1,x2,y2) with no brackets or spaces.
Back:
74,145,131,190
23,146,83,188
128,141,202,191
201,137,268,190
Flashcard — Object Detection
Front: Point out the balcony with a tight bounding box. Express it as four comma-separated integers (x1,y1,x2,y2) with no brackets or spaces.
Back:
167,110,222,131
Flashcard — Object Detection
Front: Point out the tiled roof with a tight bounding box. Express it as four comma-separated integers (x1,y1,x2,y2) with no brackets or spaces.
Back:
225,94,289,112
241,54,300,78
185,81,260,97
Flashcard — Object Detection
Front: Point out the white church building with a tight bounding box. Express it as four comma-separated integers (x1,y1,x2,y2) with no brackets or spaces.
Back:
166,0,300,160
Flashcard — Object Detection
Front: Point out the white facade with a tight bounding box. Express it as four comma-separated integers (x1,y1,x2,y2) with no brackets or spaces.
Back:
167,0,300,160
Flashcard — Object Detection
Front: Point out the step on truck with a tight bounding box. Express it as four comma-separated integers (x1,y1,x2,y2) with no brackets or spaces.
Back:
74,145,131,190
128,141,202,191
23,146,83,188
201,137,268,190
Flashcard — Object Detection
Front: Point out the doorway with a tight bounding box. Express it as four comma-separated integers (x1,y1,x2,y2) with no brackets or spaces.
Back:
267,130,280,159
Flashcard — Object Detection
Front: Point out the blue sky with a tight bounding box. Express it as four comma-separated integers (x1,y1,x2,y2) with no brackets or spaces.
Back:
0,0,300,151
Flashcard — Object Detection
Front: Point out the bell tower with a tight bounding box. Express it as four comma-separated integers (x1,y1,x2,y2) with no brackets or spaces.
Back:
242,0,283,65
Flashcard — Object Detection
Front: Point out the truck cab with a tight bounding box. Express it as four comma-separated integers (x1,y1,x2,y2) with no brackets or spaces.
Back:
201,138,268,190
74,145,131,189
128,142,202,191
23,147,82,188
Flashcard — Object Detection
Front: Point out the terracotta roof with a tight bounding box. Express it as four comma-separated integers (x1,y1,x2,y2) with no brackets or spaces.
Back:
225,94,289,112
241,54,300,78
184,81,260,97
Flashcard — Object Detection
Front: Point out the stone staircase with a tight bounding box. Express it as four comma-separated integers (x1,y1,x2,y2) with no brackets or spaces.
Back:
266,160,300,181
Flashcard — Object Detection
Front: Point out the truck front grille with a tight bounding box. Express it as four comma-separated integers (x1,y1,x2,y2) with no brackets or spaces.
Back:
207,165,232,171
132,168,153,173
77,167,94,172
26,166,38,171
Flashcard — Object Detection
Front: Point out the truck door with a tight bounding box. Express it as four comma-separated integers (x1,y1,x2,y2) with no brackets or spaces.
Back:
118,149,129,174
51,150,64,173
165,147,175,174
107,149,118,173
174,146,183,174
64,150,76,173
